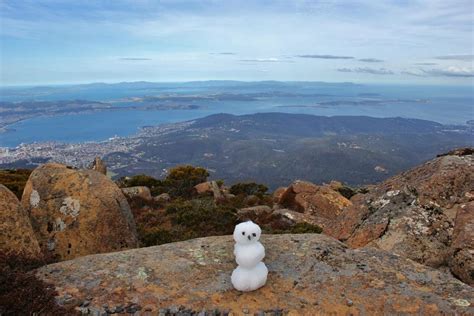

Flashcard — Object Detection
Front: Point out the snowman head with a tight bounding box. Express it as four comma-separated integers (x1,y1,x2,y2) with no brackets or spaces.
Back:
233,221,262,244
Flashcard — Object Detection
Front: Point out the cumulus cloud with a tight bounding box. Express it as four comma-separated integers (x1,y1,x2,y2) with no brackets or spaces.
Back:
434,55,474,61
337,67,394,75
297,54,354,60
119,57,152,61
403,66,474,77
358,58,384,63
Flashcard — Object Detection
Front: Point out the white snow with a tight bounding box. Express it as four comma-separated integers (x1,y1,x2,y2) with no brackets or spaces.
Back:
231,221,268,291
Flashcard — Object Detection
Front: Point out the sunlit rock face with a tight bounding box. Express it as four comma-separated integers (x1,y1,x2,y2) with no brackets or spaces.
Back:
0,184,41,258
327,151,474,284
36,234,473,315
22,163,138,260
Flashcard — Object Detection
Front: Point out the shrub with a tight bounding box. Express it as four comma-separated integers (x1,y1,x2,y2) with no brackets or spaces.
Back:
167,198,237,235
288,222,323,234
140,228,174,247
0,169,32,199
230,182,268,197
266,222,323,235
117,174,161,188
335,185,356,199
0,251,77,315
163,165,209,198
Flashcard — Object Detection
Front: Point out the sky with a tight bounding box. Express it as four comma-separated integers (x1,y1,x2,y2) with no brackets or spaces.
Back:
0,0,473,86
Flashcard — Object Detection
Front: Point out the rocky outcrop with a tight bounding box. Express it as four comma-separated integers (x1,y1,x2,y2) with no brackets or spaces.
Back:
36,234,473,315
89,156,107,175
276,180,352,229
325,152,474,284
0,184,41,258
449,201,474,286
21,163,139,260
122,186,152,201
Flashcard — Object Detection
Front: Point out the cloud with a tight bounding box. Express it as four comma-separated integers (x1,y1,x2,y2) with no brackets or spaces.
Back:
119,57,152,61
434,55,474,61
358,58,384,63
297,54,354,60
239,58,292,63
403,66,474,77
337,67,394,75
424,67,474,77
414,62,437,65
211,52,236,55
401,70,425,77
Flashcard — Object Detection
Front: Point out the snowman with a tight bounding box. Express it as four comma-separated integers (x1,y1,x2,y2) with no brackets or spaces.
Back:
231,221,268,292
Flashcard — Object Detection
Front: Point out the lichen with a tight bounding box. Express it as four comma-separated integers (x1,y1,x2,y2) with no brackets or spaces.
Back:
59,197,81,217
136,267,148,281
450,298,470,307
30,190,40,208
54,217,66,231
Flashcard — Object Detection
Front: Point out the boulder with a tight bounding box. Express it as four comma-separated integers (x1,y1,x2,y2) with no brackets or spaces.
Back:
237,206,294,230
449,201,474,285
36,234,473,315
272,186,286,202
194,181,225,202
153,193,171,203
21,163,138,260
277,180,352,227
89,156,107,175
0,184,41,258
121,186,152,201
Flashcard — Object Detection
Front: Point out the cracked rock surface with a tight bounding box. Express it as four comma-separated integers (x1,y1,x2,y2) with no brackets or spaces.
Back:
36,234,473,315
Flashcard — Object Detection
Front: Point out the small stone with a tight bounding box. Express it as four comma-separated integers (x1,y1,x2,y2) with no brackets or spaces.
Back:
158,308,169,316
255,311,265,316
81,300,91,307
197,309,207,316
114,305,124,313
346,299,354,307
170,305,180,314
242,308,249,314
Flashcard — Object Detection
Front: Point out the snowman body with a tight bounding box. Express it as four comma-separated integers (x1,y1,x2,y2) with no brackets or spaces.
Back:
231,221,268,292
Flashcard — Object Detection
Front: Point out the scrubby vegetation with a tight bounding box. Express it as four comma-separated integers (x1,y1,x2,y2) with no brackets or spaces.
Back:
0,169,32,199
121,165,322,247
274,222,323,234
230,182,268,197
118,165,209,198
0,251,77,315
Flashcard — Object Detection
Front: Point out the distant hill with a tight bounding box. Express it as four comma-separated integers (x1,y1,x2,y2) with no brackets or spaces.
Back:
103,113,471,188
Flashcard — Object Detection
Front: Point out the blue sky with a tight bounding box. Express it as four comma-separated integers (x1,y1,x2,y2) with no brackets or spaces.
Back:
0,0,473,85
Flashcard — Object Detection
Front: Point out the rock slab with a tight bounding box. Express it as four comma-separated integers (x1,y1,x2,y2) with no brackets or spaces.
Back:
36,234,473,315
